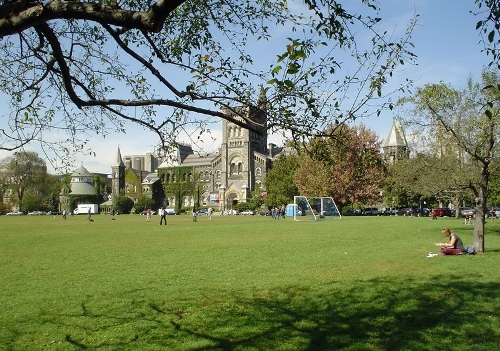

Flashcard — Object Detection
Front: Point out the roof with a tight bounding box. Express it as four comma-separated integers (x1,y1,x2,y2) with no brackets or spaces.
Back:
71,164,92,177
142,172,159,185
70,182,95,195
383,119,408,148
114,147,125,167
181,153,218,167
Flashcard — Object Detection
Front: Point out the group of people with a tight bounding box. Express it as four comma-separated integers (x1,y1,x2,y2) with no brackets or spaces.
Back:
271,205,286,219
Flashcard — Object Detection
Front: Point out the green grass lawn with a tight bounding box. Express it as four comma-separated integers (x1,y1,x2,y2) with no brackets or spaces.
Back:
1,213,499,350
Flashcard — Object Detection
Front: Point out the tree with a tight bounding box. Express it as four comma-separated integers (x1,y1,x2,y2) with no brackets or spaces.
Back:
399,70,500,253
0,1,417,169
134,197,156,214
20,190,45,212
0,151,48,210
264,154,299,207
294,124,386,210
384,152,472,211
113,194,134,214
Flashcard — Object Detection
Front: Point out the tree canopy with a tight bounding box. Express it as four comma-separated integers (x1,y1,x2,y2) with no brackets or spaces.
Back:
0,151,57,210
0,0,417,170
294,123,385,208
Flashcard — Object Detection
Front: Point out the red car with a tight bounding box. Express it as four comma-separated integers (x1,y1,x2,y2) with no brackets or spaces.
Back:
431,208,452,217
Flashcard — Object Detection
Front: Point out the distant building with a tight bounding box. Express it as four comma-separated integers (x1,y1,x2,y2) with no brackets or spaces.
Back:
156,91,294,211
122,152,161,173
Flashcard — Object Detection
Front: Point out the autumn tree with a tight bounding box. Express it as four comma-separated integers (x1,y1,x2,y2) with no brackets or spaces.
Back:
0,1,417,169
294,124,386,209
399,70,500,253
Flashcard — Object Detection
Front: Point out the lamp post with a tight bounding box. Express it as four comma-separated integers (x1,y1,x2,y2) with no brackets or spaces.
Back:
219,185,226,213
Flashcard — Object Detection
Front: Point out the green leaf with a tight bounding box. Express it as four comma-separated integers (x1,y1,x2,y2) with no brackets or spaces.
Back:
271,66,282,75
287,63,299,74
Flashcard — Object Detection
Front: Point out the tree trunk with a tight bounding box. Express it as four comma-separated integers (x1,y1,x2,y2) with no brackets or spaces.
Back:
473,188,486,253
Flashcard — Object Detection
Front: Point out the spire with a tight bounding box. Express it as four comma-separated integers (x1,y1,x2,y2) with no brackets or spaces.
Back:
257,86,267,111
383,118,408,148
114,147,125,167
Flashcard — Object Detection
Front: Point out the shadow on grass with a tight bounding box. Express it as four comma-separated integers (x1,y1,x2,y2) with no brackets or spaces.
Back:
32,276,500,350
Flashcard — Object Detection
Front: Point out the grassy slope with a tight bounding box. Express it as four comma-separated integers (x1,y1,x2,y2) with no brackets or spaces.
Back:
1,214,499,350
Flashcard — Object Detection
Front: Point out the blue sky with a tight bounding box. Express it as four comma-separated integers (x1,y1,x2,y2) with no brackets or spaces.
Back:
0,0,491,174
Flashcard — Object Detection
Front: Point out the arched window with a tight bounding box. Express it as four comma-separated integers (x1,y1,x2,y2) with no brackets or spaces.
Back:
229,156,243,174
255,167,262,176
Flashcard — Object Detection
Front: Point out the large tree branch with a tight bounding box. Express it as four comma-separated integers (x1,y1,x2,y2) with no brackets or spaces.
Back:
0,0,187,37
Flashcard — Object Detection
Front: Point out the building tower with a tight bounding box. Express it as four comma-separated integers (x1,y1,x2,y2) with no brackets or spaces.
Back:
111,147,125,197
219,89,267,209
382,118,409,165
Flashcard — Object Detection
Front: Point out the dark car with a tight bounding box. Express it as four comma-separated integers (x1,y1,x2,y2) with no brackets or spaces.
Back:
382,207,397,216
362,207,379,216
432,207,452,217
396,207,411,216
407,207,430,217
197,208,209,216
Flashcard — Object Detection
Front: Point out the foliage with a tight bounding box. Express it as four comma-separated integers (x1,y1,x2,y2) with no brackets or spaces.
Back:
294,124,386,209
264,154,299,206
248,187,265,210
19,190,46,212
134,197,156,213
0,151,49,210
124,168,143,198
0,202,9,214
475,0,500,69
113,194,134,214
0,1,417,170
384,155,471,209
160,166,197,210
487,168,500,205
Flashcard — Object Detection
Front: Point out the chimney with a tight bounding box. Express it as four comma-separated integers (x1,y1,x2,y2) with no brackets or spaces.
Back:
268,143,275,158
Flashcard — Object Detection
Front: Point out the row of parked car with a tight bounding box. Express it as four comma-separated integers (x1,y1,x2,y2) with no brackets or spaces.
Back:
5,210,62,216
343,205,500,218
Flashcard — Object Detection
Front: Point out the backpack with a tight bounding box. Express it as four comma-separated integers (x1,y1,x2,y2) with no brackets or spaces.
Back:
464,245,476,255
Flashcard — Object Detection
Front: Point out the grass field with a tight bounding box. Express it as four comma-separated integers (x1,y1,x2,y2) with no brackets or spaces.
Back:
1,213,499,350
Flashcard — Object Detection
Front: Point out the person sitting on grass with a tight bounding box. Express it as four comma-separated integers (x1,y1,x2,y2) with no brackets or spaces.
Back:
434,228,465,255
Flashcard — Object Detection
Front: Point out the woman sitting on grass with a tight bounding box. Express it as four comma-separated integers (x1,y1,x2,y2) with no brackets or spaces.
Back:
434,228,465,255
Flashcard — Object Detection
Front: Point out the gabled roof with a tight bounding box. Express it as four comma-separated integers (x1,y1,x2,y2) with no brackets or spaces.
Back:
142,172,159,185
